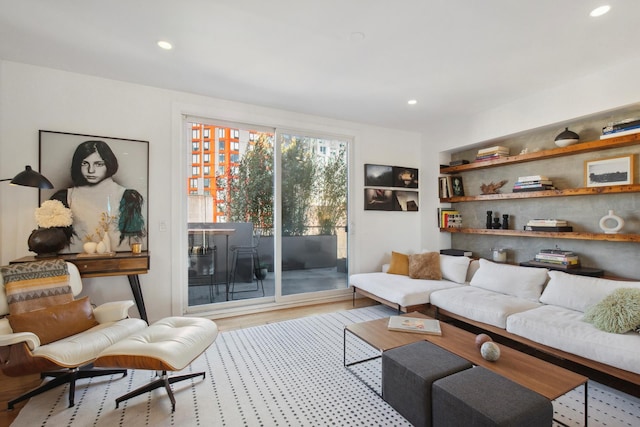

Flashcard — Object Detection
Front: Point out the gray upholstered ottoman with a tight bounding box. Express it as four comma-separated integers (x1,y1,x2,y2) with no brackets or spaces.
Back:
382,341,473,427
432,366,553,426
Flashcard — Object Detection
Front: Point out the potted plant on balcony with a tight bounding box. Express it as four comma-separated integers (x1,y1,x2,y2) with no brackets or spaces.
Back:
254,263,269,280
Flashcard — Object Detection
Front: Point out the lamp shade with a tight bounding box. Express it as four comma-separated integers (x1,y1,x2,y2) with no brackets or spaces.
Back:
1,165,53,189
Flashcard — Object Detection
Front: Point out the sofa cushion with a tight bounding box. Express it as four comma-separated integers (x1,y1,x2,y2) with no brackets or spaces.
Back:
440,255,471,284
350,272,461,308
583,288,640,334
387,252,409,276
430,286,542,328
506,305,640,375
408,252,442,280
470,259,548,302
539,271,640,313
8,296,98,345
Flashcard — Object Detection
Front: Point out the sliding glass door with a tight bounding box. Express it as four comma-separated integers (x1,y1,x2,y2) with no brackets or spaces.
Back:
185,117,349,309
278,131,349,296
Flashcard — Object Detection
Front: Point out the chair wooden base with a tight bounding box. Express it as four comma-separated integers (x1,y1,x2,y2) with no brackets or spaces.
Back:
115,370,206,413
8,365,127,410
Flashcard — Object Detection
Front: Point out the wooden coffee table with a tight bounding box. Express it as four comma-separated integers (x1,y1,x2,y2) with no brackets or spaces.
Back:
344,312,589,425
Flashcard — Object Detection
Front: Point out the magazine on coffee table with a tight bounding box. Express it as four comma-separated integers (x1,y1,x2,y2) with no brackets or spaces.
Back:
387,316,442,335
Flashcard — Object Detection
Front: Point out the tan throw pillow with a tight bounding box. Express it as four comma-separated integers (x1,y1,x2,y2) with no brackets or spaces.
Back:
387,252,409,276
8,297,98,345
408,252,442,280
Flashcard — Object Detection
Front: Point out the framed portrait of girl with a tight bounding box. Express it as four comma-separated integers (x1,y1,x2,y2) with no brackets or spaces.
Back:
38,130,149,254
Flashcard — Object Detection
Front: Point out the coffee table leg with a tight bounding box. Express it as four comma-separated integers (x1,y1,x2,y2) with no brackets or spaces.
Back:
554,381,588,427
343,328,383,396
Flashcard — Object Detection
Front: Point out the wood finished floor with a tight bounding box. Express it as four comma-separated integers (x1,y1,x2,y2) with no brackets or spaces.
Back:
0,299,377,427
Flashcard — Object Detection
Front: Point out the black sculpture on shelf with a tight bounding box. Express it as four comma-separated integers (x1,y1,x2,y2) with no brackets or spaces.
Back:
502,214,509,230
492,217,502,229
486,211,493,229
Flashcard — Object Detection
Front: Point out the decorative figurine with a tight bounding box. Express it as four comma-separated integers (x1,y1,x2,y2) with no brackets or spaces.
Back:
492,217,501,229
480,180,508,195
502,214,509,230
486,211,493,229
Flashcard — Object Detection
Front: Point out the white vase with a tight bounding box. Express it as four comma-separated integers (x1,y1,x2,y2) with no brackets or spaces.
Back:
83,241,97,254
599,210,624,234
102,232,111,253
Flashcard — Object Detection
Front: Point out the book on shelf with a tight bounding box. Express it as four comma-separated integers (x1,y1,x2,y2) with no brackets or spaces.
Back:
517,175,549,182
440,249,473,257
526,219,568,226
513,180,553,186
539,248,575,255
387,316,442,335
449,159,470,166
475,153,509,161
602,118,640,134
534,254,580,264
437,207,456,227
600,127,640,139
524,225,573,232
512,185,555,192
477,145,509,155
525,260,580,269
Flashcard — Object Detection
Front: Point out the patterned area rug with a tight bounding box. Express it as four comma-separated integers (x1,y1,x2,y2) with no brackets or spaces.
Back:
11,305,640,426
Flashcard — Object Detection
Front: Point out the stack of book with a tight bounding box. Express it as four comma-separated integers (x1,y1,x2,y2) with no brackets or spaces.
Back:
512,175,555,192
475,145,509,162
601,118,640,139
524,219,573,232
437,208,462,228
529,249,580,269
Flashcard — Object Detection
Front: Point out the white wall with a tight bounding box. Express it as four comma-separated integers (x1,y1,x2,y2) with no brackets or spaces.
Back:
0,61,422,322
420,56,640,251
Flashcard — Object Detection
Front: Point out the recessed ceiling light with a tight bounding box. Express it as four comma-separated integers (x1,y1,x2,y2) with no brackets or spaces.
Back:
408,99,417,105
590,5,610,17
157,40,173,50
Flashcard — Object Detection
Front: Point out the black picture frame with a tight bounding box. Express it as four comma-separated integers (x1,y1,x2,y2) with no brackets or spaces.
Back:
451,176,464,196
38,130,149,253
392,166,419,188
364,188,394,211
394,190,419,211
364,164,393,187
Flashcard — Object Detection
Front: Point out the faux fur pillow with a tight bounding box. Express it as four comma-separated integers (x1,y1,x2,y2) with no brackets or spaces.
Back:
584,288,640,334
387,251,410,276
408,252,442,280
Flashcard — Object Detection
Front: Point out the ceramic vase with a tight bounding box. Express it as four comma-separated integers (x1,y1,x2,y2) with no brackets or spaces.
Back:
28,227,69,258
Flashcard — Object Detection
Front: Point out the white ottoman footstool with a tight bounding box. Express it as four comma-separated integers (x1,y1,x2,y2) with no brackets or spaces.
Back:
95,316,218,412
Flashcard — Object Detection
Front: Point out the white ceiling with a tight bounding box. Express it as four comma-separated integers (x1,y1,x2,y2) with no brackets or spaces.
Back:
1,1,639,133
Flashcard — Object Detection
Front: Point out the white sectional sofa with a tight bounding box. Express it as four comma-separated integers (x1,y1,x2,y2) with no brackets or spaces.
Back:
350,255,640,390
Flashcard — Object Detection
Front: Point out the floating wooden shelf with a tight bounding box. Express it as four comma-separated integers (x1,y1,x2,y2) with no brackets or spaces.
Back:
440,184,640,203
440,227,640,243
439,132,640,174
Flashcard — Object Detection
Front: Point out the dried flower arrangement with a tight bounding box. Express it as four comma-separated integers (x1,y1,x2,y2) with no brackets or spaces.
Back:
34,200,73,228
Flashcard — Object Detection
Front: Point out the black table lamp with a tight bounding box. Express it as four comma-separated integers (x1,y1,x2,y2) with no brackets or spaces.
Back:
0,165,53,189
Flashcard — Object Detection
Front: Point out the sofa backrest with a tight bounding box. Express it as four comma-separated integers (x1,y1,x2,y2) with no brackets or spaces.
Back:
539,270,640,313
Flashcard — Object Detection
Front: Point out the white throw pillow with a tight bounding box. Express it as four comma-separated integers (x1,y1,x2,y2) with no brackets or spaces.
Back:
439,254,471,284
540,270,640,313
470,258,548,302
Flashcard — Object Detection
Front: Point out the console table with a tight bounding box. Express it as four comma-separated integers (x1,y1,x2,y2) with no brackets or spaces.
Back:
10,252,150,323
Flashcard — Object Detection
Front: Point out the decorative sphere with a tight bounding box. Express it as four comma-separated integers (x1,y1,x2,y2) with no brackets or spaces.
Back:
475,333,493,349
83,242,97,254
481,342,501,361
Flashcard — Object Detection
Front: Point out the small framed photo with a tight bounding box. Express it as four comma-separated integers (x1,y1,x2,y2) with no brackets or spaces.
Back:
364,188,394,211
585,155,634,187
394,191,419,211
392,166,418,188
450,176,465,196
